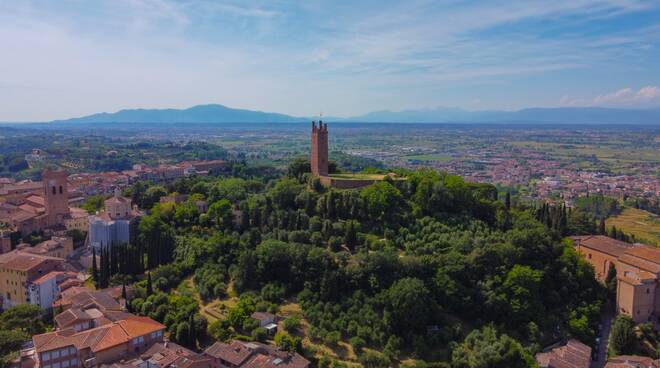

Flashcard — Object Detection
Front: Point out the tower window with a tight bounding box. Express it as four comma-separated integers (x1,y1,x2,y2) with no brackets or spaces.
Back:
59,186,63,194
52,186,56,195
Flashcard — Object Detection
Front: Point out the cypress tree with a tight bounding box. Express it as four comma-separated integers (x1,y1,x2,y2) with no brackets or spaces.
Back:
92,247,99,287
146,272,153,296
599,218,606,235
505,191,511,210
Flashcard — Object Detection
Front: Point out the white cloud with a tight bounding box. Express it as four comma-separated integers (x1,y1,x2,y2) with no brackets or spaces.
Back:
560,86,660,108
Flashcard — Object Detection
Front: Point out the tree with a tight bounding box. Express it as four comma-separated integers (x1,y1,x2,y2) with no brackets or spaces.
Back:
344,220,359,250
208,199,234,229
287,157,311,179
610,315,637,356
360,181,402,229
505,191,511,210
92,247,99,287
502,265,544,325
208,319,232,341
0,329,30,367
146,272,154,295
274,331,301,353
358,351,391,368
451,326,536,368
605,263,617,297
0,304,45,335
385,277,434,335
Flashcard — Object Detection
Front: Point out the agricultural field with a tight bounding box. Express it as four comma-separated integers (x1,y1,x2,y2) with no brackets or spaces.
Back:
606,208,660,246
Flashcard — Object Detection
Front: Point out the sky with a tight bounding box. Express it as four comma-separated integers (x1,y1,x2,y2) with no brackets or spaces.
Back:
1,0,660,121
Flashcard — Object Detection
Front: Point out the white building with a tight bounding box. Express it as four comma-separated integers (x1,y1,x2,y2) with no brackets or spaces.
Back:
88,190,141,249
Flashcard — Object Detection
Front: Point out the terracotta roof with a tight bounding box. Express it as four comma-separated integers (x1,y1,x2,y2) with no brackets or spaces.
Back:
56,287,124,311
0,251,62,272
117,316,165,338
572,235,632,257
204,341,309,368
142,342,211,368
204,341,254,366
31,270,76,285
536,339,591,368
619,246,660,273
606,355,660,367
55,308,94,328
34,316,165,354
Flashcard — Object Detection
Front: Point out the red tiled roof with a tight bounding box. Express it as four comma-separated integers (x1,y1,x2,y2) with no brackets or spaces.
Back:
572,235,632,257
0,251,63,272
536,339,591,368
605,355,660,367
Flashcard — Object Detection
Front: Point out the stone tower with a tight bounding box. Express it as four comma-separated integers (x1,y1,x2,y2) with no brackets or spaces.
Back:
42,169,70,226
311,121,328,177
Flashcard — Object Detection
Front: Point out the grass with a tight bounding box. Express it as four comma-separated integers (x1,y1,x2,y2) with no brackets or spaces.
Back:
329,173,386,180
606,208,660,246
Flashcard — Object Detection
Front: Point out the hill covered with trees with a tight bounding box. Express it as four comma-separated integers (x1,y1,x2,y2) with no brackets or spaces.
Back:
98,164,605,367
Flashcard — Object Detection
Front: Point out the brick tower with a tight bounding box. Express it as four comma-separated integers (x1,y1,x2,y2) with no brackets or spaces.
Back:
311,121,329,177
42,169,70,226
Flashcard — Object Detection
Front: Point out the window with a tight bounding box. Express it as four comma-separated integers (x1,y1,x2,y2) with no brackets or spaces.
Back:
52,186,56,195
53,363,60,368
62,361,69,368
647,288,650,294
61,348,68,357
43,365,51,368
70,360,78,366
59,186,63,194
588,254,592,259
42,352,51,361
52,351,60,359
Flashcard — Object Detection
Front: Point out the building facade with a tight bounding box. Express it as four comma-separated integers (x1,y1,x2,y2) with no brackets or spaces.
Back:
573,235,660,324
0,251,65,309
89,191,141,249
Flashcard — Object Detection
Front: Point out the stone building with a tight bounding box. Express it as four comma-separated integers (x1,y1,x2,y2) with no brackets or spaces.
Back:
573,235,660,324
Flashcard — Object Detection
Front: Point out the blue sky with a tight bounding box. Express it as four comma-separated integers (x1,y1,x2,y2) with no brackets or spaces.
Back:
1,0,660,121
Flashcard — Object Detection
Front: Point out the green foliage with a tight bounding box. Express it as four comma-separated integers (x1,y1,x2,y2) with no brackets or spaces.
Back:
82,195,106,214
283,315,302,333
610,315,637,356
575,194,621,220
208,199,233,229
274,331,302,353
208,319,232,341
358,350,391,368
0,304,46,335
110,168,607,365
451,326,537,368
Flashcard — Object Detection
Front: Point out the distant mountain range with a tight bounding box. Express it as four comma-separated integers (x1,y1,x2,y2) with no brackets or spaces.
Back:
51,104,660,124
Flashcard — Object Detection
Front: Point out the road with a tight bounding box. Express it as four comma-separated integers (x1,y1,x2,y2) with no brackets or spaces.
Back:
591,302,614,368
